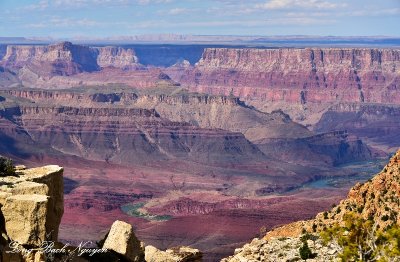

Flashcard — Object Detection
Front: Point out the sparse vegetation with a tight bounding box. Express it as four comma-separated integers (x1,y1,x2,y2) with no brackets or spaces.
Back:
321,212,400,261
362,191,367,198
299,240,312,260
371,192,375,199
0,156,16,177
298,233,317,260
312,224,317,232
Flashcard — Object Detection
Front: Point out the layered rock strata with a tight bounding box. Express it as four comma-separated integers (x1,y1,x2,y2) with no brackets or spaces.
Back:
1,42,139,71
0,104,266,166
175,48,400,104
96,46,139,68
0,42,152,88
1,88,377,167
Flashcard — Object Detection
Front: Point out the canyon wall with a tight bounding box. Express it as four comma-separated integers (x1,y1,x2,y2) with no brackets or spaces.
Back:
0,103,267,166
0,88,312,142
257,131,375,167
3,43,399,106
0,88,376,169
0,42,176,89
168,47,400,150
2,43,400,102
173,48,400,104
0,66,19,87
2,42,98,75
314,103,400,149
96,46,139,68
1,42,139,74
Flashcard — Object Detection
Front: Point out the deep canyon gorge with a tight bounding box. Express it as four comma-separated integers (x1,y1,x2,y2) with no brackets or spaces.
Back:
0,41,399,260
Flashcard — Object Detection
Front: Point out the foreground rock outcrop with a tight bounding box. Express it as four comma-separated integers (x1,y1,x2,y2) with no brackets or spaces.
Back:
102,220,145,262
0,165,64,261
0,163,203,262
0,165,64,245
145,246,202,262
221,237,340,262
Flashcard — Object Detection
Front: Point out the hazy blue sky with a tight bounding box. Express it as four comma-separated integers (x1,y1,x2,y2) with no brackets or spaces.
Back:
0,0,399,38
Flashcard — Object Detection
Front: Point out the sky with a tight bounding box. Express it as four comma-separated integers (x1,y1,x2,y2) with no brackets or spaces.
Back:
0,0,399,38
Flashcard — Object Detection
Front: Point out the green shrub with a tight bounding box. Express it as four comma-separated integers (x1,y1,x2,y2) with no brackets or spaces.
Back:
312,224,317,232
299,241,312,260
320,212,400,261
0,156,16,177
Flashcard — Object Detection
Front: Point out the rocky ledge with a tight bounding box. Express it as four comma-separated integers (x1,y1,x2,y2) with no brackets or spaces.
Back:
221,237,340,262
0,164,202,262
0,165,64,261
0,165,64,244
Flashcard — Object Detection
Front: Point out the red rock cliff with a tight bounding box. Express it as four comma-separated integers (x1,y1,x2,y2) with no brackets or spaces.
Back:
176,48,400,104
1,42,99,75
0,42,139,75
